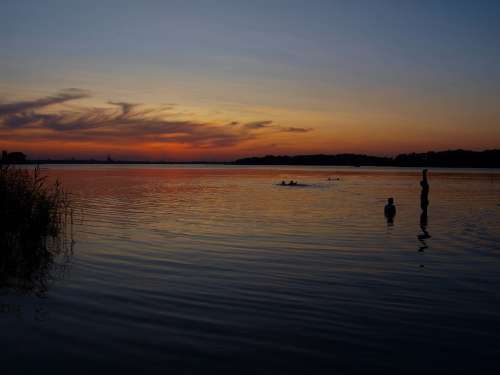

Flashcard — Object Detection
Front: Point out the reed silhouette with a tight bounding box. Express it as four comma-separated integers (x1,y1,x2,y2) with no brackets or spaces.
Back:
0,165,73,296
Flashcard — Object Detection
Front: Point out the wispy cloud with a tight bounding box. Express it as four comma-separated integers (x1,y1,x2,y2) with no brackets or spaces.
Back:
283,127,313,133
0,89,313,149
244,121,313,133
0,88,90,116
244,120,274,130
108,101,140,116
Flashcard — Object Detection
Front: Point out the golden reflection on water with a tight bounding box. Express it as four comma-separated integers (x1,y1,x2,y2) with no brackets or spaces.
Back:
44,166,500,258
3,166,500,374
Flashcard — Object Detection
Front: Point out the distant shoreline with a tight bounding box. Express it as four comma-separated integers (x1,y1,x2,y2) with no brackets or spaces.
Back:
2,149,500,168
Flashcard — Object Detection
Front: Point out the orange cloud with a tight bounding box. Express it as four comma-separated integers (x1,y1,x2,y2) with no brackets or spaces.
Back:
0,89,314,160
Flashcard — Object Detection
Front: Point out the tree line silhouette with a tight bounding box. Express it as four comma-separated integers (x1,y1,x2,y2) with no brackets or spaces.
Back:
2,149,499,167
235,149,500,168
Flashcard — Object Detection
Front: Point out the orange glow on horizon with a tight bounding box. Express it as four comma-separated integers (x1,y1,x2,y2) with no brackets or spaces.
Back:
1,89,499,161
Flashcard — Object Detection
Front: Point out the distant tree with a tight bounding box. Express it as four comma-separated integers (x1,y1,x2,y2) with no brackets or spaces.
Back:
5,152,27,164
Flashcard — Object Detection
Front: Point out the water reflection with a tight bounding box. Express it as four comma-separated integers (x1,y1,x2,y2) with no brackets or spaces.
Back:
0,229,74,297
417,169,431,255
3,166,499,374
418,211,431,252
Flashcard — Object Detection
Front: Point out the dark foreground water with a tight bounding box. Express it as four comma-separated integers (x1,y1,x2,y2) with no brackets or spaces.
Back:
2,165,500,374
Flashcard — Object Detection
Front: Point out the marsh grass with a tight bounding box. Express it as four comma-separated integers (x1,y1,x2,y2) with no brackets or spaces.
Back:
0,165,73,296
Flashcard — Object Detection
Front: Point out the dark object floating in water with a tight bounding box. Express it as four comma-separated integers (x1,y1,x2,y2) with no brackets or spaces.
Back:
384,197,396,224
277,183,309,187
277,180,309,187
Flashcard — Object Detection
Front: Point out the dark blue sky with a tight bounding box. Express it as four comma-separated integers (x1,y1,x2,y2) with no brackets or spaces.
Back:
1,0,500,159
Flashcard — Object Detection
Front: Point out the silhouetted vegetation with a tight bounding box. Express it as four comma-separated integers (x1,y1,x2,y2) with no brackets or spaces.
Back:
393,149,500,168
235,153,393,166
0,165,73,296
4,148,500,167
1,150,27,164
235,149,500,168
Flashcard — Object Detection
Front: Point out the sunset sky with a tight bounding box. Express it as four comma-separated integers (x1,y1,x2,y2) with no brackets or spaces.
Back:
1,0,500,161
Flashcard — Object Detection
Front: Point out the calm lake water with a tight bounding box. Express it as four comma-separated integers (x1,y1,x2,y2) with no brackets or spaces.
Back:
2,165,500,374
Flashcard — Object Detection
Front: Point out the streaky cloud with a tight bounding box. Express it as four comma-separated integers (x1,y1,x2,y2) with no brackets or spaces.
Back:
0,88,90,116
283,127,313,133
108,101,140,116
244,121,273,130
0,90,314,148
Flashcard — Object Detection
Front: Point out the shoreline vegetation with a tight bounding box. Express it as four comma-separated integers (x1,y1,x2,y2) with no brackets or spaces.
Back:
0,164,73,295
234,149,500,168
2,149,499,168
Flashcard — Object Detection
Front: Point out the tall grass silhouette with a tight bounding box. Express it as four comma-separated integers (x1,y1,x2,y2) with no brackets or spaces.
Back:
0,165,73,296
